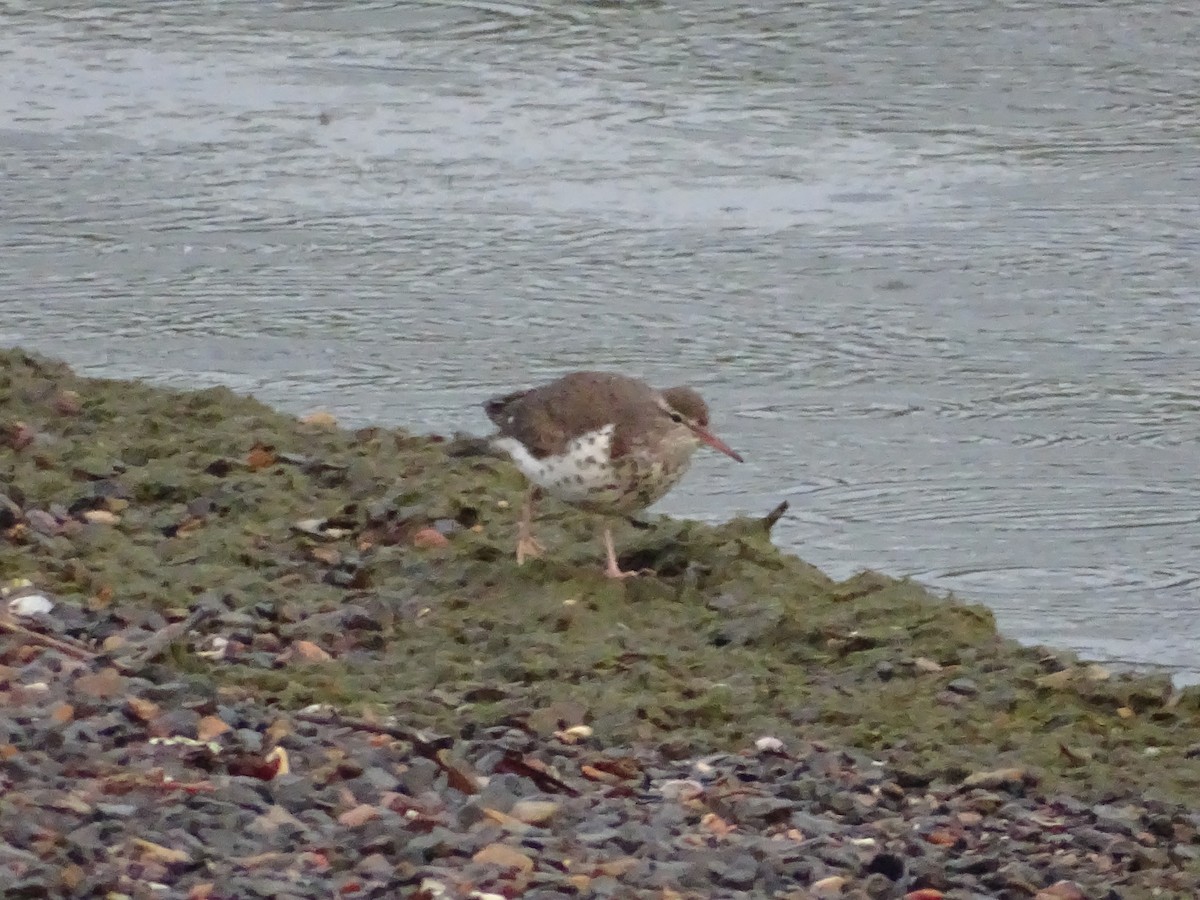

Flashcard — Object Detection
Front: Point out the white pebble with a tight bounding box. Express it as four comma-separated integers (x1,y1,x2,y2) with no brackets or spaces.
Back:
9,593,53,616
196,636,228,659
754,736,785,753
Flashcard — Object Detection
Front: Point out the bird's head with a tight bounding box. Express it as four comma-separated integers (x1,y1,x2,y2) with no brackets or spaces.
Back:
658,386,743,462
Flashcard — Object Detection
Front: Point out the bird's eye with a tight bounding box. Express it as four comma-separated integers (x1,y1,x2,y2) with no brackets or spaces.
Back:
668,411,684,423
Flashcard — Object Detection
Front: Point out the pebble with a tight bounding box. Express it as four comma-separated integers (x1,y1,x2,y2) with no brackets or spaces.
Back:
946,677,979,696
509,800,560,825
960,767,1029,792
412,527,451,549
1,579,1198,900
8,592,54,616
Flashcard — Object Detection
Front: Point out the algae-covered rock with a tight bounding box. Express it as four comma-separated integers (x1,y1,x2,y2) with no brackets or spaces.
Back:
3,347,1200,807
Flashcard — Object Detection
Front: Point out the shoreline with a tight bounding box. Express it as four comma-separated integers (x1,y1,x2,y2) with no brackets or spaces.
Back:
3,347,1199,897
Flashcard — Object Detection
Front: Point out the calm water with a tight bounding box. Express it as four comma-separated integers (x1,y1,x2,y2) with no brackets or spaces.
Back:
1,1,1198,680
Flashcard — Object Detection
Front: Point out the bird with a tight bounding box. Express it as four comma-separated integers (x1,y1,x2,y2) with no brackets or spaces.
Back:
484,371,743,578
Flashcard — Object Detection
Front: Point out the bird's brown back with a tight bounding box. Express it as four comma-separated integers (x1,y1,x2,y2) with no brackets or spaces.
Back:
485,371,666,460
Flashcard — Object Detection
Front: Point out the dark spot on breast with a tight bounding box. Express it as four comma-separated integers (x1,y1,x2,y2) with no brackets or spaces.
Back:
584,455,597,465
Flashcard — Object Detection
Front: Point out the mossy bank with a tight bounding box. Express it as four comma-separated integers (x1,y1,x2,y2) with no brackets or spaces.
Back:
3,348,1198,806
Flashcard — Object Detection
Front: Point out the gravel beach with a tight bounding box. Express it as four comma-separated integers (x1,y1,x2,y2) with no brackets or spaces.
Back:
3,349,1199,899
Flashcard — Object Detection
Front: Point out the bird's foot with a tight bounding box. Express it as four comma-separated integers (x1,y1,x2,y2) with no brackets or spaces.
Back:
516,535,545,566
603,561,641,579
603,560,658,579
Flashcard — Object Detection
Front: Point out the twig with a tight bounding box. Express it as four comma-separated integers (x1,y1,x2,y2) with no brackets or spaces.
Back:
0,614,96,661
109,607,218,673
760,500,789,532
292,709,447,758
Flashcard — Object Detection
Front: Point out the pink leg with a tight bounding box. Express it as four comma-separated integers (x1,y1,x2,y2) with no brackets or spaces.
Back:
516,486,545,565
602,526,638,579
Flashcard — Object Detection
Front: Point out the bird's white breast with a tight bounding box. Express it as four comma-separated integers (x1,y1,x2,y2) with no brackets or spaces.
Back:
492,425,618,504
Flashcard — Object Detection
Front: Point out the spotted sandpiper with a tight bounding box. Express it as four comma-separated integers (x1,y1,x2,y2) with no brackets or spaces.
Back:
485,371,744,578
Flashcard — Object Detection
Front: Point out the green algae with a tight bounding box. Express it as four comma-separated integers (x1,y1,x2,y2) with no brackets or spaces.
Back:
3,347,1200,812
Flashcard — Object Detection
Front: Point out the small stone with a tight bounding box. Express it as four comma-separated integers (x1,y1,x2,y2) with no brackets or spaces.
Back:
291,640,333,663
81,509,120,525
708,852,759,890
53,389,83,415
121,696,160,724
812,875,849,897
25,509,60,535
1037,669,1077,689
7,421,37,450
74,667,126,699
246,443,279,471
659,779,704,802
924,828,959,847
300,411,338,429
509,800,560,825
966,790,1005,814
1091,803,1139,834
1034,883,1086,900
789,811,838,836
196,715,231,742
994,861,1041,892
754,735,785,752
96,803,137,818
337,804,379,827
960,767,1029,792
553,724,593,744
478,807,530,832
947,678,978,697
472,843,534,873
132,838,190,864
412,527,450,549
913,657,942,673
735,796,796,826
250,805,308,838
